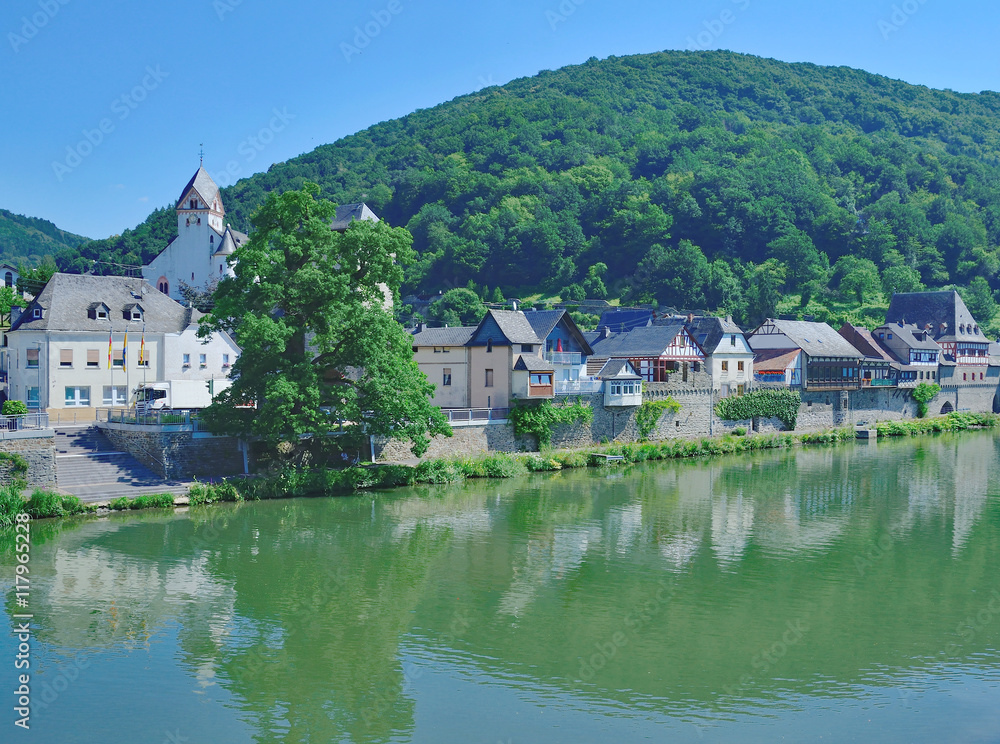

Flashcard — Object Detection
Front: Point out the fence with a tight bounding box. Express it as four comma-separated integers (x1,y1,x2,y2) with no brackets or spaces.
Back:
0,412,50,431
554,379,603,395
443,408,510,424
97,408,205,430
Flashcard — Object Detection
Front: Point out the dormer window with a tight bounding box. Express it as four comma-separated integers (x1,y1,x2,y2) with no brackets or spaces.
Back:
32,307,41,319
123,304,143,321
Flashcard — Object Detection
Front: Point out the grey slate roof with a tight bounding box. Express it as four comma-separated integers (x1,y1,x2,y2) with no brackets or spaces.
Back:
885,291,985,343
766,319,863,359
873,323,941,351
685,315,744,354
596,359,642,379
524,309,595,355
330,203,380,231
214,225,249,256
597,308,653,333
513,355,554,372
474,309,542,345
410,326,476,346
9,274,201,334
177,167,220,209
588,323,686,357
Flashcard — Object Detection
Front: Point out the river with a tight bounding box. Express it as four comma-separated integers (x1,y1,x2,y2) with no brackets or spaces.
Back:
3,431,1000,743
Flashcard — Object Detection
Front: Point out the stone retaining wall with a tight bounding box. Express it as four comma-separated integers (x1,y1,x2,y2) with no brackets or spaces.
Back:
0,432,56,488
99,424,245,480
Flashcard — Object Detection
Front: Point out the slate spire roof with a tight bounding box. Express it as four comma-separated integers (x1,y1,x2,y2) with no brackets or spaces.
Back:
330,203,380,231
177,166,221,210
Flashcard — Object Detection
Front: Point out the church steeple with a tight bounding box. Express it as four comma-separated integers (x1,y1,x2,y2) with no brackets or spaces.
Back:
176,165,224,232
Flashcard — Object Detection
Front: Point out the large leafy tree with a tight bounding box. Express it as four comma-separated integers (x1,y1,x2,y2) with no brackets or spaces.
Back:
199,183,450,456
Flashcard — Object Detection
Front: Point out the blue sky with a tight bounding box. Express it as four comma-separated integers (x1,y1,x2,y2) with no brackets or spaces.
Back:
2,0,999,241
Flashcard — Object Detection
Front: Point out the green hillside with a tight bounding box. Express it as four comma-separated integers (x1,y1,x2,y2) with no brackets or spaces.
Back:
0,209,89,266
59,50,1000,328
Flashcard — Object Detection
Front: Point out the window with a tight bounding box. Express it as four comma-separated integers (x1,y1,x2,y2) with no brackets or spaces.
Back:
485,369,494,387
222,353,230,368
919,371,924,380
102,386,127,406
32,308,41,318
210,235,214,244
26,387,39,409
721,361,729,372
157,278,169,294
737,361,745,372
190,199,197,209
888,333,893,340
26,348,38,369
486,339,493,353
199,353,207,369
112,350,124,369
183,353,191,367
4,271,12,287
64,386,91,407
981,372,985,380
963,373,968,381
60,349,73,368
86,349,100,369
96,307,108,320
521,344,534,353
730,335,736,346
530,373,552,385
442,368,452,386
433,346,442,354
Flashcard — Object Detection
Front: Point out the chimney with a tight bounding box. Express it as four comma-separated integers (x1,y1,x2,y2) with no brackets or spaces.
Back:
925,323,932,331
511,300,518,311
897,320,903,328
10,306,22,326
686,313,694,324
417,323,427,333
601,326,611,339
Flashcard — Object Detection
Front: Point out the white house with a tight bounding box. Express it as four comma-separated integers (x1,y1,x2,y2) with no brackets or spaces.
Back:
142,167,248,302
6,274,239,417
1,263,18,290
684,316,754,396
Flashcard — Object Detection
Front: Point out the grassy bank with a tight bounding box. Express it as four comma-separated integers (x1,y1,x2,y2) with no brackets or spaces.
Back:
3,412,997,524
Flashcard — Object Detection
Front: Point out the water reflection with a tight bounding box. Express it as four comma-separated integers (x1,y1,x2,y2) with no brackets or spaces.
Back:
3,432,1000,742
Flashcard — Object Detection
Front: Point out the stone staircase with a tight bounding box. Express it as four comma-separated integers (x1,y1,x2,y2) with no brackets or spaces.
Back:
54,425,190,502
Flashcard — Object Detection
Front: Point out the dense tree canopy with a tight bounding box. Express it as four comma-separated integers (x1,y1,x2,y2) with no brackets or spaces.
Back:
198,183,450,456
55,50,1000,326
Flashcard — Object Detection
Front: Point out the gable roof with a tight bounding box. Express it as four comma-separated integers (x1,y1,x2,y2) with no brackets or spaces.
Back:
595,358,642,379
885,290,984,343
839,324,897,362
523,309,594,355
330,203,380,231
873,322,941,352
9,274,202,334
757,319,863,359
513,354,554,372
685,315,745,354
597,308,653,333
587,323,689,357
753,348,801,372
410,326,476,347
177,166,220,210
468,309,542,346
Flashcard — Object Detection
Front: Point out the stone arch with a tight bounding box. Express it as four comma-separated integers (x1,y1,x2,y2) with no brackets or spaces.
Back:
940,401,954,414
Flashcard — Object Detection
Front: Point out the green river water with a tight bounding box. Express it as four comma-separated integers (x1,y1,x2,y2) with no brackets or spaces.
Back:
4,431,1000,743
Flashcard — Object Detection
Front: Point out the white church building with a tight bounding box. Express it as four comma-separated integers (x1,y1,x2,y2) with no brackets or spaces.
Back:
142,167,248,302
143,166,382,304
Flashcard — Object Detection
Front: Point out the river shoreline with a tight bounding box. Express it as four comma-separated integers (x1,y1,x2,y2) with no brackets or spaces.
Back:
3,411,997,524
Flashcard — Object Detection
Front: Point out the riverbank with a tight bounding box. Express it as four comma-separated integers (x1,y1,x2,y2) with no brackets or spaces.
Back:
3,412,997,524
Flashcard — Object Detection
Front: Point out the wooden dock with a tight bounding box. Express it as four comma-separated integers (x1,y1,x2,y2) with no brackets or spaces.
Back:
589,453,625,464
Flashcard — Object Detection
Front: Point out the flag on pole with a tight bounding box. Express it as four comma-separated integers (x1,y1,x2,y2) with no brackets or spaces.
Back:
108,326,113,367
139,324,145,366
122,327,128,367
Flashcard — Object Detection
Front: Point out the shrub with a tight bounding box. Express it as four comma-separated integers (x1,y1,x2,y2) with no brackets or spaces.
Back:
414,459,464,484
732,427,747,436
2,400,28,416
109,496,132,511
716,389,801,430
479,453,529,478
635,399,682,440
526,456,562,472
129,493,176,510
911,383,941,418
0,484,25,528
25,489,70,518
553,451,589,468
508,399,593,447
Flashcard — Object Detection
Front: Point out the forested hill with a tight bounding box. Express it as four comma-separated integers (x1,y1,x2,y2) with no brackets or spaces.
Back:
0,209,88,266
61,50,1000,327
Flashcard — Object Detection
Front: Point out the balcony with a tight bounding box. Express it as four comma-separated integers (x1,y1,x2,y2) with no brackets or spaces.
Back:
555,379,603,395
545,351,582,366
862,378,896,387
